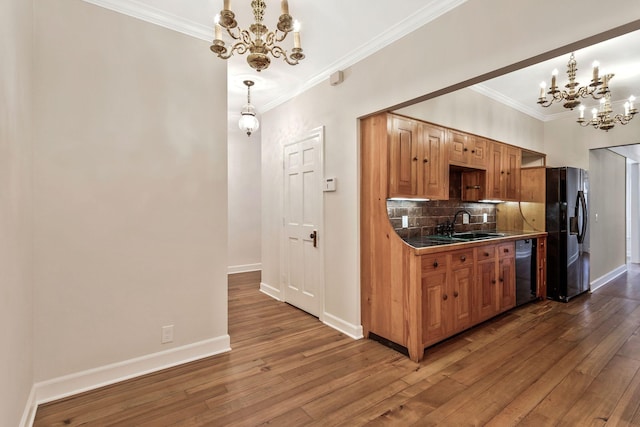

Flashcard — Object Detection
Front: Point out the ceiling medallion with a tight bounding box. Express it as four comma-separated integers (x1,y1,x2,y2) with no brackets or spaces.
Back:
210,0,305,72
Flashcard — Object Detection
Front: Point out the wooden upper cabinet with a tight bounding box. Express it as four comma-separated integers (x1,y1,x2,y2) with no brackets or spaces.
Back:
388,116,418,197
448,130,489,168
520,167,546,202
487,142,521,201
503,146,521,201
418,123,449,200
388,115,448,200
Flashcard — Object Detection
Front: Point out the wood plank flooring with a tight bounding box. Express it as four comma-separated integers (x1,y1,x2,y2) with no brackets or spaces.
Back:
34,266,640,426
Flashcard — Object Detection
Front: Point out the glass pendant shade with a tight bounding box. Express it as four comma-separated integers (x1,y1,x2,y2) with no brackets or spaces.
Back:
239,110,259,136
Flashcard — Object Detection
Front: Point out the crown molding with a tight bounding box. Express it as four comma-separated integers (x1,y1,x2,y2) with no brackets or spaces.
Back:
82,0,213,41
470,83,548,121
262,0,468,112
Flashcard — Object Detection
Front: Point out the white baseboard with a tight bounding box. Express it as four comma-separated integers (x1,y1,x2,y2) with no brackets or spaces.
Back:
590,264,627,292
323,312,364,340
20,385,37,427
34,335,231,407
260,281,282,301
227,263,262,274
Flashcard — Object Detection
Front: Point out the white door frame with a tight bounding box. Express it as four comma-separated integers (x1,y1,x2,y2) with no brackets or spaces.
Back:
281,126,325,320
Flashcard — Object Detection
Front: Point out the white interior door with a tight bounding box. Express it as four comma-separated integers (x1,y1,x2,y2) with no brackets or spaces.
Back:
283,127,323,317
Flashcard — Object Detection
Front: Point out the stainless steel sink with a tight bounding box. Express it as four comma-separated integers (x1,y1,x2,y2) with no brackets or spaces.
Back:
426,232,505,242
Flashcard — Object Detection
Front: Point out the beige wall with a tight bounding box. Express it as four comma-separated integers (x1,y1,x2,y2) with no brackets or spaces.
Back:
396,87,545,152
1,0,34,423
261,0,640,334
228,130,261,272
32,0,228,382
544,114,640,169
589,149,627,281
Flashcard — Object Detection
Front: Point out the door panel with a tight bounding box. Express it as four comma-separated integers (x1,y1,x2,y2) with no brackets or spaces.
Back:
283,129,323,317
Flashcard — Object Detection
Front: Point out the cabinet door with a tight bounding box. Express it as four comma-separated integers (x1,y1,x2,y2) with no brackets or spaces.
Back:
419,123,449,200
487,142,503,200
503,146,521,201
537,237,547,299
520,167,545,202
498,255,516,311
422,271,450,345
451,265,473,330
476,245,498,322
389,116,418,197
469,137,489,168
447,129,468,165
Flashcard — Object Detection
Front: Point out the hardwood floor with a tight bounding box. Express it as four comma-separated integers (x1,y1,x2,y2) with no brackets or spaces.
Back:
34,266,640,426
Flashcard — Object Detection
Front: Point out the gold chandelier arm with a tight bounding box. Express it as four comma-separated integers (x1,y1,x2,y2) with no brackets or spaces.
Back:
269,45,304,66
216,41,250,60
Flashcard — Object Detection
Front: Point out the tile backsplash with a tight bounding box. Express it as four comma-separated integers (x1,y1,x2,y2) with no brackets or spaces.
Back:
387,170,497,239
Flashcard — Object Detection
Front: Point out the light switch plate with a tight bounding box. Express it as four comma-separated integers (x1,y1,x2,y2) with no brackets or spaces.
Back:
402,215,409,228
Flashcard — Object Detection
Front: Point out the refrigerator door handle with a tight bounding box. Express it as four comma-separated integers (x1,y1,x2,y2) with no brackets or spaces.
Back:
577,190,587,244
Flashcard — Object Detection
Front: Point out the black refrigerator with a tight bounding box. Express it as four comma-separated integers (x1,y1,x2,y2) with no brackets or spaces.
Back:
546,167,589,302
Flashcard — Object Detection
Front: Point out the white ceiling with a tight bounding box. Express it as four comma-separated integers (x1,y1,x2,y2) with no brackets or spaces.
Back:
473,29,640,124
83,0,640,136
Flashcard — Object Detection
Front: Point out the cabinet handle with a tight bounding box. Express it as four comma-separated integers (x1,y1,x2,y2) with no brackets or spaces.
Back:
471,150,476,153
499,277,504,282
501,170,505,174
463,148,468,152
433,261,439,268
503,248,509,253
423,158,429,163
413,156,418,161
460,255,466,262
443,294,448,300
484,252,490,257
454,291,459,297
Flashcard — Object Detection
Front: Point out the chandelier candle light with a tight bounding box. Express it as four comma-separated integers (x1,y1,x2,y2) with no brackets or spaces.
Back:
537,53,611,110
536,52,636,131
210,0,305,72
577,93,637,131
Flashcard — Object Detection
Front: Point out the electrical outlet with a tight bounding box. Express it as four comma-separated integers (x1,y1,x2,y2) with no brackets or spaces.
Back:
401,215,409,228
161,325,174,344
483,213,488,223
463,213,470,224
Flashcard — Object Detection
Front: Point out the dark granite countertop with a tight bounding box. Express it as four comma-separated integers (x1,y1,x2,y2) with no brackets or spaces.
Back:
402,230,546,254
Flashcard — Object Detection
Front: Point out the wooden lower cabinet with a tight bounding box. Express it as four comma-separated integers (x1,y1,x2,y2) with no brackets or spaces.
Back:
422,249,474,347
476,245,497,321
536,236,547,299
498,243,516,311
421,243,516,356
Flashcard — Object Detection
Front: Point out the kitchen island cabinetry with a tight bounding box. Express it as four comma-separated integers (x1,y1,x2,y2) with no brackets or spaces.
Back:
388,115,448,200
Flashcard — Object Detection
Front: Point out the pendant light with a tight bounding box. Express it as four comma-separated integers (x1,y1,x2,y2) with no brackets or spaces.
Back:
239,80,259,137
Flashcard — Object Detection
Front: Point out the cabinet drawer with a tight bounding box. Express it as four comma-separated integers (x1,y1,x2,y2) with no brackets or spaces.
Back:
498,242,515,258
477,245,496,260
450,249,474,268
422,254,448,275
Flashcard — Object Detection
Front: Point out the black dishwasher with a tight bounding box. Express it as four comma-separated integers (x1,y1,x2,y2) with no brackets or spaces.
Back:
515,239,537,306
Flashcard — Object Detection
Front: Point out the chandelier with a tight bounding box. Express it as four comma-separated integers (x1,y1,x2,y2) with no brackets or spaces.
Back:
238,80,260,136
210,0,305,72
577,93,637,131
537,52,611,110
